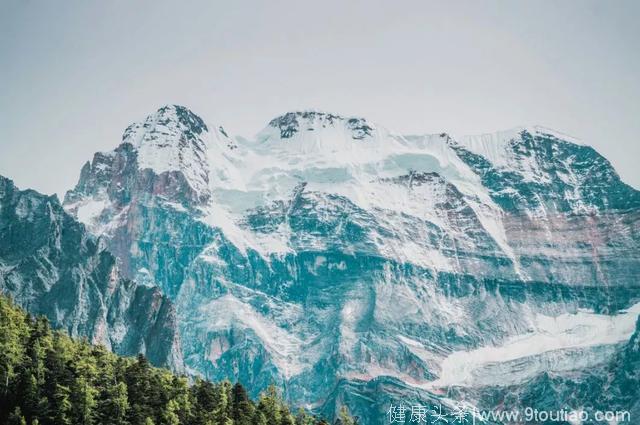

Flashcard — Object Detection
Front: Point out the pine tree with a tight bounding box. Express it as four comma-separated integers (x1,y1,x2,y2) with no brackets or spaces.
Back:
280,406,296,425
50,383,72,425
72,375,97,425
338,405,355,425
167,375,192,424
8,406,27,425
21,322,49,422
0,296,28,413
95,344,129,425
125,354,154,425
294,408,315,425
21,372,45,423
97,381,129,425
256,384,282,424
231,382,254,425
191,378,217,425
253,411,268,425
163,399,181,425
71,341,99,425
210,380,232,425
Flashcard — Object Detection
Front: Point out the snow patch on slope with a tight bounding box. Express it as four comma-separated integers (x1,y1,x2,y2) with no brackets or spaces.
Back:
197,294,307,378
426,302,640,388
198,203,292,258
75,198,108,225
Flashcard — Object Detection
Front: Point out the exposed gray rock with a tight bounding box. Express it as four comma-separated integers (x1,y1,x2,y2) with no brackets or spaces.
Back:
0,175,183,370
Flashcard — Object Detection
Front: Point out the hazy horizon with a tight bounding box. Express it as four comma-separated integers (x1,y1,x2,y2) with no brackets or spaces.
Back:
2,0,639,196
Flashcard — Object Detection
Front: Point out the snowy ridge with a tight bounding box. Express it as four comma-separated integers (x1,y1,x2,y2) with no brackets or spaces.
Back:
77,106,592,242
455,125,583,168
531,125,583,145
65,105,619,286
67,105,615,289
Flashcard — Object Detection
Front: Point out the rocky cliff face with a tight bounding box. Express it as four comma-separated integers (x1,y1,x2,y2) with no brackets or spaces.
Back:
0,175,183,370
455,315,640,425
62,105,640,423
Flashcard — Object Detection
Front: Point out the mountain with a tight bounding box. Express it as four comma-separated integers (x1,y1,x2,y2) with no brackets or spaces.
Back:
0,175,183,370
60,105,639,423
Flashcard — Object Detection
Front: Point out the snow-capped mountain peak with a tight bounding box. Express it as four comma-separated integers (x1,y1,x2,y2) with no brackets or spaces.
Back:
118,104,237,197
123,104,209,145
261,110,377,142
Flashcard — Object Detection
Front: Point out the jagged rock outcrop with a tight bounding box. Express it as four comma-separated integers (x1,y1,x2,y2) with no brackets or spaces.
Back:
0,175,183,370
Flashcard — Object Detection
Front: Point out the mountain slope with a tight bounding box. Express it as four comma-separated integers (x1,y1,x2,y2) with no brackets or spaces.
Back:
62,105,640,423
0,175,183,369
0,294,336,425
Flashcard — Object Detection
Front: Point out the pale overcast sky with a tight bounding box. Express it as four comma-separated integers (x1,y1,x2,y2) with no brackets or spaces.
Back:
1,0,639,196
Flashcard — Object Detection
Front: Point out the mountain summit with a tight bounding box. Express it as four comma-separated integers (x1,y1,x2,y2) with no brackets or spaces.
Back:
266,110,375,140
